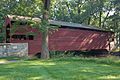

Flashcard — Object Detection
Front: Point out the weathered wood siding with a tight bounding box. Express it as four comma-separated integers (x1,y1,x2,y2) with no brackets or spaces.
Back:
10,26,114,55
49,28,111,51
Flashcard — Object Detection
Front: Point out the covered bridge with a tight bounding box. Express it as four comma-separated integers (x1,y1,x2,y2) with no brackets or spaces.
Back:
4,15,115,56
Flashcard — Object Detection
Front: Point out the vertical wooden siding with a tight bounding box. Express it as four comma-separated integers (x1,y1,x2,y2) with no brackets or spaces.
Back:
5,18,113,55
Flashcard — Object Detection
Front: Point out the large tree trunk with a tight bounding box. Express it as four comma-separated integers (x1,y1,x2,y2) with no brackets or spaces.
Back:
41,31,49,59
41,0,50,59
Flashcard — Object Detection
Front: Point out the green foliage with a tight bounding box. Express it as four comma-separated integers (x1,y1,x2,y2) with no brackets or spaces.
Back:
26,32,37,36
10,20,20,35
0,13,4,28
50,51,74,58
0,12,6,42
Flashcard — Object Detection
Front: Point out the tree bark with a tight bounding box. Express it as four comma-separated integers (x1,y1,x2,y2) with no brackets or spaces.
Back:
99,11,102,28
41,31,49,59
88,17,91,25
102,2,112,27
41,0,50,59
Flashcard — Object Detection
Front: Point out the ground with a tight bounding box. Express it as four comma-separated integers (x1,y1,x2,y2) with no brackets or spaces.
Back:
0,57,120,80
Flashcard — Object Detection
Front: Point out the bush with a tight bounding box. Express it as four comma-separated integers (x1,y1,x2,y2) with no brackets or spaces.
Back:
49,51,74,58
73,49,108,57
36,49,109,58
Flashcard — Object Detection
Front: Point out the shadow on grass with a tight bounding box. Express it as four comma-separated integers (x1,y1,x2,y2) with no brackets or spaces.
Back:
0,57,120,80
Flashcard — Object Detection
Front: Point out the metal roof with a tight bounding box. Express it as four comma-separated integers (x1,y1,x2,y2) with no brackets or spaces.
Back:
8,15,108,32
49,20,102,31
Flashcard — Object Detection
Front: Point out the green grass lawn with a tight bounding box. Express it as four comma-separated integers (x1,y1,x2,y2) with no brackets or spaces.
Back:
0,57,120,80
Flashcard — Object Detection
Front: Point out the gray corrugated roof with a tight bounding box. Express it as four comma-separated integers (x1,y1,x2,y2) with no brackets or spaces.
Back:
49,20,102,31
8,15,106,31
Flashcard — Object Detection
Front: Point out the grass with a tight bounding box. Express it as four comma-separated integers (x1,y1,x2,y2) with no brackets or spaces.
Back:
0,57,120,80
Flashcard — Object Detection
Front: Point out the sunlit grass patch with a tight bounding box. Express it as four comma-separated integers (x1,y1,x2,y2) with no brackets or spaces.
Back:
0,57,120,80
0,59,8,64
98,75,120,80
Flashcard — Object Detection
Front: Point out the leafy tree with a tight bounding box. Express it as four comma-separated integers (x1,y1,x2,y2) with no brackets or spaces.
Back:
41,0,50,59
0,0,51,59
0,13,5,42
0,0,10,43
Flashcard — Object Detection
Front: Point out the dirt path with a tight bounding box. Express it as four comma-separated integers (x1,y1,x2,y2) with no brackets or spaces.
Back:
0,60,21,64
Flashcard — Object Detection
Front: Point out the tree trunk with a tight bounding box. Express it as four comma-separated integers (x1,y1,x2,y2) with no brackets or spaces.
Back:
41,0,50,59
41,31,49,59
88,17,91,25
99,11,102,28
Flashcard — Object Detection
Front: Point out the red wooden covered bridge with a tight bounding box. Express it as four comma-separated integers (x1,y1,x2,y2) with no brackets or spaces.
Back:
4,15,115,56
